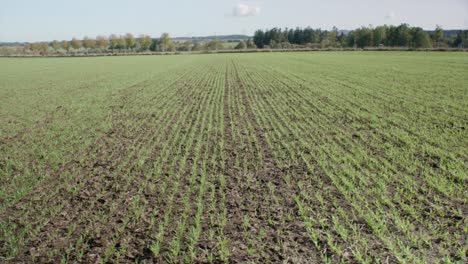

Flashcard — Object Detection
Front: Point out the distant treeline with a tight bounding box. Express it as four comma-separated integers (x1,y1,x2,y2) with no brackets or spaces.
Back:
254,24,467,49
0,33,246,56
172,35,250,42
1,24,467,56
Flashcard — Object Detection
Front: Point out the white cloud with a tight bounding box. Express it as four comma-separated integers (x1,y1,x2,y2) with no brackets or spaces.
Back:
385,11,396,20
233,3,261,17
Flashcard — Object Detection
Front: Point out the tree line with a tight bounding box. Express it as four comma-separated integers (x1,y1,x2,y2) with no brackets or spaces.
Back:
20,33,257,55
3,24,467,56
253,24,468,49
24,33,171,55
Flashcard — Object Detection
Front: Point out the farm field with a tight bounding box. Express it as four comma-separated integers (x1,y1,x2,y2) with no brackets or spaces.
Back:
0,52,467,263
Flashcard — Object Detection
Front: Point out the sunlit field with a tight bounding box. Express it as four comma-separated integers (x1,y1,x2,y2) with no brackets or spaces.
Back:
0,52,467,263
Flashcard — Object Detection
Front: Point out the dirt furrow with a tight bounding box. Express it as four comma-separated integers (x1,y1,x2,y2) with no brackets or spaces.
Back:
219,60,320,262
1,71,197,262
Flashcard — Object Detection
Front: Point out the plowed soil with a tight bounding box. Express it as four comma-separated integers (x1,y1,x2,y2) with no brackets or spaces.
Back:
1,52,467,263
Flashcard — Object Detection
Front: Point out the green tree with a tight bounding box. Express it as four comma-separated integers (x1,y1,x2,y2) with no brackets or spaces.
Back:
452,30,468,48
269,40,280,49
234,41,246,49
246,38,256,49
28,42,49,55
140,35,153,51
61,40,70,51
327,26,338,47
293,28,305,44
51,40,60,50
462,30,468,48
373,26,387,46
176,41,192,51
167,43,176,52
432,25,444,47
353,27,373,48
125,33,136,50
452,31,463,47
82,36,96,50
159,33,172,52
109,34,119,50
96,35,109,49
205,39,223,51
411,27,432,48
71,38,81,50
386,24,411,47
337,32,347,47
386,25,398,46
117,36,126,50
397,24,412,47
253,30,265,48
192,42,202,51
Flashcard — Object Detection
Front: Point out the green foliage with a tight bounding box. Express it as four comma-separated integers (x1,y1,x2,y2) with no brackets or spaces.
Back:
204,39,223,51
373,26,387,46
159,32,172,52
353,26,373,48
82,36,96,49
175,41,192,52
254,23,448,49
234,41,246,50
432,25,444,47
191,42,202,51
70,37,81,49
125,33,136,50
109,34,119,50
8,23,467,57
389,23,412,47
253,30,265,48
51,40,60,50
95,35,109,49
246,38,256,49
139,35,153,51
452,30,468,48
117,36,126,49
27,42,49,54
60,40,70,51
411,27,432,48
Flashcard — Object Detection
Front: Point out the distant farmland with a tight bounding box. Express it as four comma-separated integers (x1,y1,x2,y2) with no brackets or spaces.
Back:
0,52,466,263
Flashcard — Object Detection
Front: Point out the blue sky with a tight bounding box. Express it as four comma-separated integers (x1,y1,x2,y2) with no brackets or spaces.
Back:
1,0,467,42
